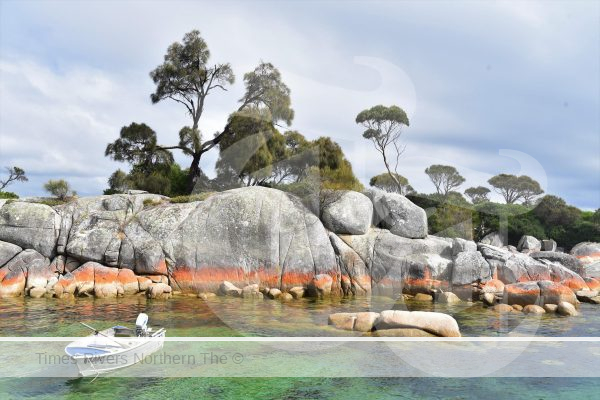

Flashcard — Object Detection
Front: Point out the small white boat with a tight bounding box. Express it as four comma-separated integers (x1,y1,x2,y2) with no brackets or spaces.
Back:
65,313,166,377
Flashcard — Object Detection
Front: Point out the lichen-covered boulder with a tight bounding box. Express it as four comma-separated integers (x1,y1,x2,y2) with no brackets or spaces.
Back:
340,229,453,296
0,241,21,266
530,251,585,275
0,249,53,297
329,233,370,296
452,238,477,256
0,202,60,258
479,232,506,248
167,187,338,293
321,191,372,235
365,188,427,239
538,280,577,306
541,239,557,252
451,251,491,286
570,242,600,266
517,235,541,253
503,282,541,306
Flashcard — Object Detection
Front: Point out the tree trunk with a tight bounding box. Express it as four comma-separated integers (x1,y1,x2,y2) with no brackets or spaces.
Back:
186,152,202,194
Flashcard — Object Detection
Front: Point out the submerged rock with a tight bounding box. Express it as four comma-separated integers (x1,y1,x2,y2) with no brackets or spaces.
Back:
557,301,579,316
377,310,461,337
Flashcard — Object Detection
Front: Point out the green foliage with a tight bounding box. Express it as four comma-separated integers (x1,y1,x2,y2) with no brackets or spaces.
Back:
356,105,410,192
105,123,173,174
240,62,294,126
464,186,491,204
0,166,28,191
169,192,215,203
43,179,74,200
408,193,474,239
488,174,543,204
370,172,414,195
143,198,164,208
215,111,282,187
533,195,579,226
0,191,18,199
424,164,465,196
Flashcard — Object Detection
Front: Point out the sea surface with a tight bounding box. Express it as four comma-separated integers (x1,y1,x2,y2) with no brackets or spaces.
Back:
1,295,599,399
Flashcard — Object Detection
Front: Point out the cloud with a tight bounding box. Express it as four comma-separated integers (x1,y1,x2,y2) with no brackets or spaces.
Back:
0,0,598,209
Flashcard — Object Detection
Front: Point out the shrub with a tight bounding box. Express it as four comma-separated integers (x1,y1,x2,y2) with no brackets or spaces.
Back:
0,191,18,199
169,192,215,203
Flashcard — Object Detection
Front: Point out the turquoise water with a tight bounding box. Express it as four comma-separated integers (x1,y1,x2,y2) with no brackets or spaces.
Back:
1,295,600,398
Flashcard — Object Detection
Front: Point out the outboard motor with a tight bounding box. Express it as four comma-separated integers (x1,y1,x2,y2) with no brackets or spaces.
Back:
135,313,149,337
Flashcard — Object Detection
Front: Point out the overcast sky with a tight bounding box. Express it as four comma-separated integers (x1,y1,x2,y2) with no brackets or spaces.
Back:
0,1,598,209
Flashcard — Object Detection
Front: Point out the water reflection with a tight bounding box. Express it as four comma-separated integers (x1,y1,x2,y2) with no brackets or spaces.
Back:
0,295,598,337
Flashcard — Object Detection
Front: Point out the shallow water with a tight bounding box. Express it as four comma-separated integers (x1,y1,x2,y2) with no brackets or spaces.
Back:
1,296,600,398
2,295,600,337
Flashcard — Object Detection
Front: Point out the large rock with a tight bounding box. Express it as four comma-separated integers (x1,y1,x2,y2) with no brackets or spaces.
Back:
329,233,370,296
530,251,585,275
570,242,600,266
0,241,22,266
340,229,453,296
479,232,506,248
557,301,579,316
365,188,427,239
517,236,541,253
503,282,541,306
377,310,461,337
451,251,491,286
167,187,338,293
537,280,577,306
586,262,600,279
0,249,52,297
496,253,550,283
0,202,61,258
452,238,477,256
541,239,557,252
321,191,372,235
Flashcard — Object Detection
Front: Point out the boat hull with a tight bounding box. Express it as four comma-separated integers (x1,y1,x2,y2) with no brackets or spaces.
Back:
70,333,165,377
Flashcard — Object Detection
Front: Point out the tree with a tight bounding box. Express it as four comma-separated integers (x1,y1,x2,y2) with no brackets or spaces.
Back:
105,123,174,174
356,105,410,192
424,164,465,196
533,195,579,227
214,110,283,187
465,186,491,204
106,169,129,194
488,174,543,204
518,175,544,205
0,166,28,190
44,179,74,200
149,30,294,193
369,172,414,195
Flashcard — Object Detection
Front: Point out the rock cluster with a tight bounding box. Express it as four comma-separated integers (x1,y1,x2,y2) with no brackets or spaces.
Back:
0,186,598,322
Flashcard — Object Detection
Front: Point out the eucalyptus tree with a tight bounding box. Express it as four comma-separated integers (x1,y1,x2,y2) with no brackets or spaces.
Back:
464,186,491,204
0,166,27,190
149,30,294,192
488,174,543,204
355,105,410,192
424,164,465,196
369,172,414,195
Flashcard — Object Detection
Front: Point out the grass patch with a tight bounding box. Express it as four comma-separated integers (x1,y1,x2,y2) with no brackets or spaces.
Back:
143,198,164,208
169,192,215,203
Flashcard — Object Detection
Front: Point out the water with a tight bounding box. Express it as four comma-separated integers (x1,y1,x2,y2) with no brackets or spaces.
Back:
1,296,600,398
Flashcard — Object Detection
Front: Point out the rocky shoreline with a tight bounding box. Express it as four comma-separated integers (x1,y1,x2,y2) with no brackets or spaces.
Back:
1,187,600,323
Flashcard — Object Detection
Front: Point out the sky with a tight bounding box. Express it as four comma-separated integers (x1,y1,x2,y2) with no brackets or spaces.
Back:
0,0,598,209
